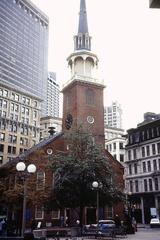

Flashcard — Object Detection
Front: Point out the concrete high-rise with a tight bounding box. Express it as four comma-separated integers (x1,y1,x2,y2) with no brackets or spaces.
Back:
0,0,49,114
0,0,49,165
104,101,122,129
150,0,160,8
46,72,60,118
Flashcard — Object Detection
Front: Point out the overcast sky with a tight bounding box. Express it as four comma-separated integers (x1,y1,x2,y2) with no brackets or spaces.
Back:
32,0,160,131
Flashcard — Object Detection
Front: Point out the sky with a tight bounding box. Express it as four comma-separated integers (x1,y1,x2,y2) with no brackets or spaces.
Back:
31,0,160,131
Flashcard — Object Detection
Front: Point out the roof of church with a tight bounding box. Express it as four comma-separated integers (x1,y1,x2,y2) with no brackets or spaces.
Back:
78,0,88,34
1,132,63,168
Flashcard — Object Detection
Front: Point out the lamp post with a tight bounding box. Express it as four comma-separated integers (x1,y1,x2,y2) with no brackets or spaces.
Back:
16,162,36,237
92,181,99,225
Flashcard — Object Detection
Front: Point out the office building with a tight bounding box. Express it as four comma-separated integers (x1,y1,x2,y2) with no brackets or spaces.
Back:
150,0,160,8
105,127,126,163
40,116,62,139
104,101,122,129
0,0,49,164
46,72,60,117
124,113,160,223
0,84,41,165
0,0,49,114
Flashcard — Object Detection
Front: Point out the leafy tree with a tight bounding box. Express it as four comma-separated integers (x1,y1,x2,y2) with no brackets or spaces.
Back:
48,125,124,225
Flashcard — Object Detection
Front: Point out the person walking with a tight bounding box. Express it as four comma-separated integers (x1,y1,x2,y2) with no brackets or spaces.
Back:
114,214,121,228
0,220,3,236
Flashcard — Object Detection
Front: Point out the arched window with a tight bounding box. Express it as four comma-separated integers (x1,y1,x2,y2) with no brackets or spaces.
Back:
86,89,95,106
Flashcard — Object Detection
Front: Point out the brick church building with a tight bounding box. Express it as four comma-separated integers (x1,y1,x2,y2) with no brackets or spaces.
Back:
0,0,124,230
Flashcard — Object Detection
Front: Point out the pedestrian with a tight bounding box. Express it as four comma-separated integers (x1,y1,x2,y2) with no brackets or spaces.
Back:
114,214,121,228
132,217,137,232
60,216,64,227
0,220,3,236
1,219,6,235
31,218,36,232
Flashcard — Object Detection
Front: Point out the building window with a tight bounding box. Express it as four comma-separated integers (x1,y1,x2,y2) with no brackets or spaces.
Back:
158,159,160,170
3,90,8,97
147,130,150,139
0,144,4,152
156,127,160,137
13,136,17,144
8,135,12,143
33,100,37,107
15,104,19,112
52,210,60,219
149,179,153,191
152,144,156,155
15,94,19,101
130,181,133,192
153,159,157,171
128,150,131,161
109,144,112,151
147,161,151,172
120,154,124,162
151,128,154,138
35,206,44,219
144,179,148,192
146,146,150,156
142,131,145,141
143,162,146,173
154,178,159,191
113,143,116,150
86,89,95,106
26,98,30,105
157,143,160,154
22,97,26,104
134,163,137,174
141,147,145,157
33,111,37,118
26,108,29,115
0,156,3,164
37,172,45,190
106,206,113,218
129,165,132,175
22,106,25,114
119,142,123,149
8,146,16,154
0,121,5,130
133,149,137,159
135,180,139,192
2,111,6,117
0,133,5,141
3,100,7,108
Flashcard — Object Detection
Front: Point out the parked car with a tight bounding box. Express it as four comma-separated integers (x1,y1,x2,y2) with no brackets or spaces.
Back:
97,220,116,238
98,219,116,230
150,218,160,228
82,224,98,236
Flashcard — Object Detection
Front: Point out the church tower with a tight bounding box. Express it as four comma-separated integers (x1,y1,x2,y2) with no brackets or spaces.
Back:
62,0,105,146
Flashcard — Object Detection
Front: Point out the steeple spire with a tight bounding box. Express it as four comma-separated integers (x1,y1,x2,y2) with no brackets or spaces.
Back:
74,0,91,51
78,0,88,34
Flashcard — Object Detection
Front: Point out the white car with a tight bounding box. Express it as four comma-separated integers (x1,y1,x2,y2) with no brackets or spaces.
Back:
150,218,160,228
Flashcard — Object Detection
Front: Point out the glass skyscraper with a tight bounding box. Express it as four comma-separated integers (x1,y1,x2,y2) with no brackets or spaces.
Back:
0,0,49,113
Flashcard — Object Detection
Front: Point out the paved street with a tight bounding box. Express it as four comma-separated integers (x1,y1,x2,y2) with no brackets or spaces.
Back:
120,227,160,240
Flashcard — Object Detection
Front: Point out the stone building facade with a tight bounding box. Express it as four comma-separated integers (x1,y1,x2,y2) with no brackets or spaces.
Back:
124,114,160,223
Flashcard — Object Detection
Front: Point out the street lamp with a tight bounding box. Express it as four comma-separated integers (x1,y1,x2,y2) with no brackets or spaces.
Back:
16,162,36,237
92,181,99,225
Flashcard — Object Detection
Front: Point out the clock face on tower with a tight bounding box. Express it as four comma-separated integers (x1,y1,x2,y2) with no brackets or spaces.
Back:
65,113,73,130
87,115,95,124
